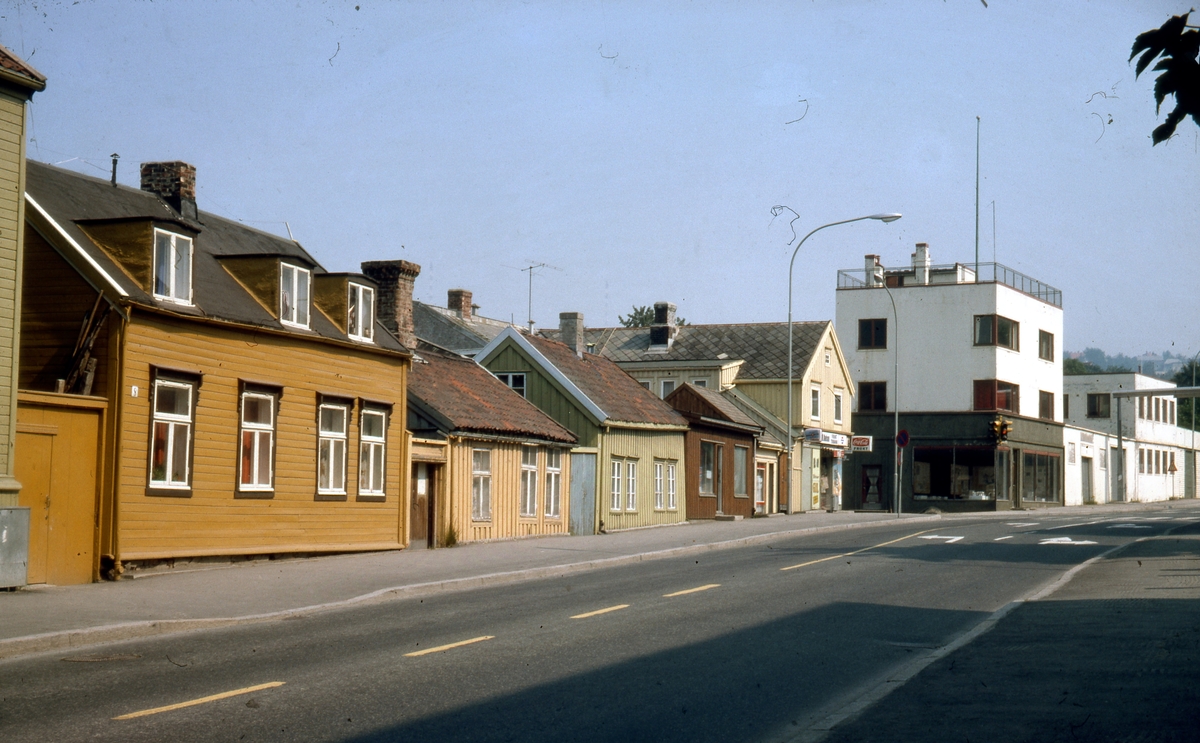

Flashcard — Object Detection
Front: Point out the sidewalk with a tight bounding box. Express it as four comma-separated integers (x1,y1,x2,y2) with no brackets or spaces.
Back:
0,510,934,659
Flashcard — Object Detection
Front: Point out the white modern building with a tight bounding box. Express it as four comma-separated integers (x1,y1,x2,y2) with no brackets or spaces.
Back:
1063,372,1196,503
835,243,1065,511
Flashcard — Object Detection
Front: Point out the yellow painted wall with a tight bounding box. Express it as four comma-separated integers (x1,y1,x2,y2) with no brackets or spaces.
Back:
597,425,688,530
114,311,409,560
0,90,28,504
443,437,571,543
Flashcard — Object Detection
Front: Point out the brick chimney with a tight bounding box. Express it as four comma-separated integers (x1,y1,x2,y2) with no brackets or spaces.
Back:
560,312,585,358
141,161,198,220
650,301,677,348
361,260,421,349
447,289,473,320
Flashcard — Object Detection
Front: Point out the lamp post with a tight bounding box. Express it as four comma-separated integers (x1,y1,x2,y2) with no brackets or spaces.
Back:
875,275,900,516
1192,350,1199,497
783,213,901,514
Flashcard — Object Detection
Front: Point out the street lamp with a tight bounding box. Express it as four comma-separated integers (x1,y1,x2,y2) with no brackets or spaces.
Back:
873,272,901,517
781,212,902,514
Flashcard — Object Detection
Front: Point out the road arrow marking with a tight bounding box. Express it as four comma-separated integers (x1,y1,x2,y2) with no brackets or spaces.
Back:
1039,537,1098,545
918,535,964,543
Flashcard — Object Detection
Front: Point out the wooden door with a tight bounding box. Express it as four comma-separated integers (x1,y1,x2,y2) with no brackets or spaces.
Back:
410,462,429,542
16,431,52,584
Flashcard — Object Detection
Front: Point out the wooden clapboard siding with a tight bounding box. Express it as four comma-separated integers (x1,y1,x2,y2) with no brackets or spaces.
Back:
0,90,26,493
445,437,571,543
115,312,408,560
483,344,601,447
19,229,110,394
597,426,687,530
685,426,755,519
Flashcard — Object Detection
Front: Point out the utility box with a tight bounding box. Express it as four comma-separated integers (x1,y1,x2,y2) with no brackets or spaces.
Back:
0,508,30,588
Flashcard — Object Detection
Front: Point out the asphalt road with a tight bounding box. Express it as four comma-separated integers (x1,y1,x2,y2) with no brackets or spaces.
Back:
2,506,1197,743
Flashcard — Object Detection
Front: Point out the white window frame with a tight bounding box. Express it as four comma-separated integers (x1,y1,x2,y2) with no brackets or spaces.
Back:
545,449,562,518
348,282,375,342
661,380,676,398
734,446,748,496
279,263,311,328
495,373,527,398
833,390,843,424
472,448,492,521
626,460,638,511
238,390,275,491
692,379,707,388
520,445,538,517
149,378,194,489
152,229,193,305
359,408,387,496
610,459,623,511
667,462,677,510
655,461,665,510
317,402,349,494
811,386,821,420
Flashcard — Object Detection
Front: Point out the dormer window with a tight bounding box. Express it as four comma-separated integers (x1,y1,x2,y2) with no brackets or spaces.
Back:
348,283,375,342
153,229,193,304
280,264,311,328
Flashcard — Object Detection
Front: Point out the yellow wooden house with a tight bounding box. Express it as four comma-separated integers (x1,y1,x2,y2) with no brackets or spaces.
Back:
19,159,411,582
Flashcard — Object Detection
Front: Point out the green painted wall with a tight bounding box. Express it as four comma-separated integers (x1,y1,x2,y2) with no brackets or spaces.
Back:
482,342,601,447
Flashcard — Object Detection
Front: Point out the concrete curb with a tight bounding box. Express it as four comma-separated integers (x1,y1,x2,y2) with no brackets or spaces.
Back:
0,514,941,661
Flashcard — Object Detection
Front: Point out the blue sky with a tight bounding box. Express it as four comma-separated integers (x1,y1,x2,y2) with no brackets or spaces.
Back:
4,1,1196,356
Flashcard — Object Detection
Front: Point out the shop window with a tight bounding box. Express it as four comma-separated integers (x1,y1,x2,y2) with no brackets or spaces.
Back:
734,446,748,496
699,442,716,495
1022,451,1061,502
912,447,997,501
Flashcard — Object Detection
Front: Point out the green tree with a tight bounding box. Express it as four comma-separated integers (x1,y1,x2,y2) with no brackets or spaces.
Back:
617,306,687,327
1064,358,1103,375
1172,359,1200,431
1130,11,1200,144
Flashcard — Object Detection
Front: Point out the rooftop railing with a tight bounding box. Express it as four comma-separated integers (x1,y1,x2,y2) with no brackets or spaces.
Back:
836,261,1062,307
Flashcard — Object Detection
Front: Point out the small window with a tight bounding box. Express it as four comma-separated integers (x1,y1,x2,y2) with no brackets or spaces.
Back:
520,446,538,517
1170,401,1176,425
1086,393,1111,418
610,459,623,511
974,314,1019,351
700,442,716,495
667,462,678,510
472,449,492,520
1138,397,1145,419
858,318,887,349
545,449,562,518
348,283,375,342
239,390,276,491
1039,391,1054,421
661,380,676,398
1154,397,1160,422
974,379,1019,413
859,382,886,412
654,461,665,510
833,390,843,423
825,350,832,366
495,373,526,398
318,402,349,494
153,229,193,305
734,446,748,496
359,408,387,496
1139,448,1145,474
639,381,651,390
280,264,311,328
811,387,821,420
1038,330,1054,361
692,379,707,388
626,460,638,511
149,377,195,490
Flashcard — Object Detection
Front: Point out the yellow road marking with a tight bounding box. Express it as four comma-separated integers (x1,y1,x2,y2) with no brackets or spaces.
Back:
112,681,285,720
404,635,495,657
780,530,934,571
571,604,630,619
664,583,721,597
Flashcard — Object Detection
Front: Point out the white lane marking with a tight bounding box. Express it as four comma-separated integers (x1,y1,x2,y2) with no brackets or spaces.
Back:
1043,521,1104,531
993,536,1013,541
1007,522,1039,527
918,535,964,544
1137,517,1170,521
1040,537,1098,545
1108,524,1152,529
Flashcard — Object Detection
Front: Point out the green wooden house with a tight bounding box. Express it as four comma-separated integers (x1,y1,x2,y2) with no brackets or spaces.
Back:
476,315,689,534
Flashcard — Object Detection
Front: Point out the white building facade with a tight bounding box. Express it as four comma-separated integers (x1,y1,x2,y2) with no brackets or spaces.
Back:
1063,373,1196,503
835,244,1065,512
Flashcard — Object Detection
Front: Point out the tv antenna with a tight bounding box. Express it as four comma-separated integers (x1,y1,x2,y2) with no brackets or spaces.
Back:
520,260,561,332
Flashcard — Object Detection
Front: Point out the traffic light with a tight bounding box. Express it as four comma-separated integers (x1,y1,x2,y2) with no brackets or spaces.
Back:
989,418,1002,440
999,418,1012,441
